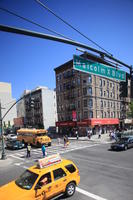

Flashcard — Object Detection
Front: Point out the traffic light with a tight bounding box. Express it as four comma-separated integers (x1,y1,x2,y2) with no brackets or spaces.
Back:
30,97,35,108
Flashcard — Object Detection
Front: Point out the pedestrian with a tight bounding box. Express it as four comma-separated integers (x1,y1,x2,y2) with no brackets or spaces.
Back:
57,137,61,145
98,127,102,139
64,135,68,147
26,143,31,158
87,129,92,139
75,131,79,140
41,143,46,157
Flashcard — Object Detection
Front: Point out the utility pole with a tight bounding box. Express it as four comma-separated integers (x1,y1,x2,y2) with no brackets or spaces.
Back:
0,101,6,159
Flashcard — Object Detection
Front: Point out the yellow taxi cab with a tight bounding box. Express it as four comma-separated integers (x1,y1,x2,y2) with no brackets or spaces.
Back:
0,154,80,200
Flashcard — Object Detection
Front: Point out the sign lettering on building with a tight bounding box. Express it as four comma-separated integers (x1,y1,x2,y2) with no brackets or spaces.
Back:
73,55,126,81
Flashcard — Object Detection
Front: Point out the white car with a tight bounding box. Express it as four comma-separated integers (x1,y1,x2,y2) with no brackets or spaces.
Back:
6,134,17,141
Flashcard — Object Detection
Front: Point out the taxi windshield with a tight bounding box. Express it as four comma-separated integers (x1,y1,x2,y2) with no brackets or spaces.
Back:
15,170,38,190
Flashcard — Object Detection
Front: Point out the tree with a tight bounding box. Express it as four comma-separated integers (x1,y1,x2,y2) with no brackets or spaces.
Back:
128,100,133,118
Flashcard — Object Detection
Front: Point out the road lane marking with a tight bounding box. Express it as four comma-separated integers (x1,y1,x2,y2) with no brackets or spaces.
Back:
76,156,133,172
76,187,108,200
9,155,25,160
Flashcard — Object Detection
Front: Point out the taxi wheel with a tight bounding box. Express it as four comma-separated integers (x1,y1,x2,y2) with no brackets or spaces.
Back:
65,182,76,197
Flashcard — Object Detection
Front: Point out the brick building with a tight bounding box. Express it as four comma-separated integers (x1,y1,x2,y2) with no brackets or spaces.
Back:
54,53,132,136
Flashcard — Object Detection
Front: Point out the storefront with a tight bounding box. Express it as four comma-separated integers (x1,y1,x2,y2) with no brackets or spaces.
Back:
124,119,133,129
56,118,120,136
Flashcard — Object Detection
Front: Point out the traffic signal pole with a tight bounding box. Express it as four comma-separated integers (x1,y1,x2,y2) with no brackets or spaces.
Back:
0,97,23,160
0,24,132,72
0,102,6,159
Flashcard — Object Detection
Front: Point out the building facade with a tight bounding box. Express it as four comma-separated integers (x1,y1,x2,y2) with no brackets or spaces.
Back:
17,86,57,130
0,82,17,127
54,54,132,135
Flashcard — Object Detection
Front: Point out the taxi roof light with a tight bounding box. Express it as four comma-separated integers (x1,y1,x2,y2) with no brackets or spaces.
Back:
38,154,62,169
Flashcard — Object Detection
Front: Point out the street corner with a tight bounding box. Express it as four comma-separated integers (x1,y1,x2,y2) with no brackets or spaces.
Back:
0,157,13,168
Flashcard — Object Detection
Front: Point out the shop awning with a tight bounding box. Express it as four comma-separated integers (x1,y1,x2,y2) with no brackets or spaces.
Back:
87,118,119,126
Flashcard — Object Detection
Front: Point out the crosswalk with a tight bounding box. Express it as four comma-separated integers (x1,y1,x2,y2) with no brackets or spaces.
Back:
7,141,99,168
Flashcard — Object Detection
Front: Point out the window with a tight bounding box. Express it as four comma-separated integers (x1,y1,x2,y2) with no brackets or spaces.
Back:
100,89,103,96
84,111,88,118
108,101,110,108
101,111,103,118
101,100,103,108
87,87,92,95
104,112,106,118
83,88,87,95
107,80,109,88
77,78,80,85
104,101,106,107
83,79,86,84
107,90,109,98
38,172,52,187
100,79,102,87
84,99,87,107
15,170,38,190
103,80,106,86
53,168,66,181
89,111,93,118
59,74,62,80
78,100,80,108
87,75,92,83
110,82,112,88
88,99,93,107
65,164,76,173
104,91,106,97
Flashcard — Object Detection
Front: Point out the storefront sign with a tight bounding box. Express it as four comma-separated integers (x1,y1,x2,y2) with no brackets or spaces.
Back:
88,118,119,126
124,119,132,124
73,55,126,81
72,110,77,121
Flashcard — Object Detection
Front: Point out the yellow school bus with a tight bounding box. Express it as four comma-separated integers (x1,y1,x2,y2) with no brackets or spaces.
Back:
17,128,51,147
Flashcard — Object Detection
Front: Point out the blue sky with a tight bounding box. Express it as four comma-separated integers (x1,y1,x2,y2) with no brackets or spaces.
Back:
0,0,133,99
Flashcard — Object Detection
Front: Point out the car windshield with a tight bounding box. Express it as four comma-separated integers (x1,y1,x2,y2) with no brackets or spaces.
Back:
119,138,129,142
15,170,38,190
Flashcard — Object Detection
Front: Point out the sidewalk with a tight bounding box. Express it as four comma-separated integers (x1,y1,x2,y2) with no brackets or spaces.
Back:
68,133,111,143
0,157,13,168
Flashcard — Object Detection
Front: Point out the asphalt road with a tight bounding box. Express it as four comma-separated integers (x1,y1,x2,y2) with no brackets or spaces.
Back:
0,140,133,200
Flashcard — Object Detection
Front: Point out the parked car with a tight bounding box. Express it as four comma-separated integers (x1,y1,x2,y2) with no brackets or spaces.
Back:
6,134,17,141
111,136,133,151
6,140,25,150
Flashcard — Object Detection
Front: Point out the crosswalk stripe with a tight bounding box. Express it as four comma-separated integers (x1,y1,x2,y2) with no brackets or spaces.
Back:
8,142,100,163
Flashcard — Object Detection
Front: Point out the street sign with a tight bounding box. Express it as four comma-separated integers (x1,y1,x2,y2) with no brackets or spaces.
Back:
73,55,126,81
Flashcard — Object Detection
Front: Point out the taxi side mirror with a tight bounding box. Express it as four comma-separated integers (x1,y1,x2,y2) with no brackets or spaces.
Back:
35,184,41,190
